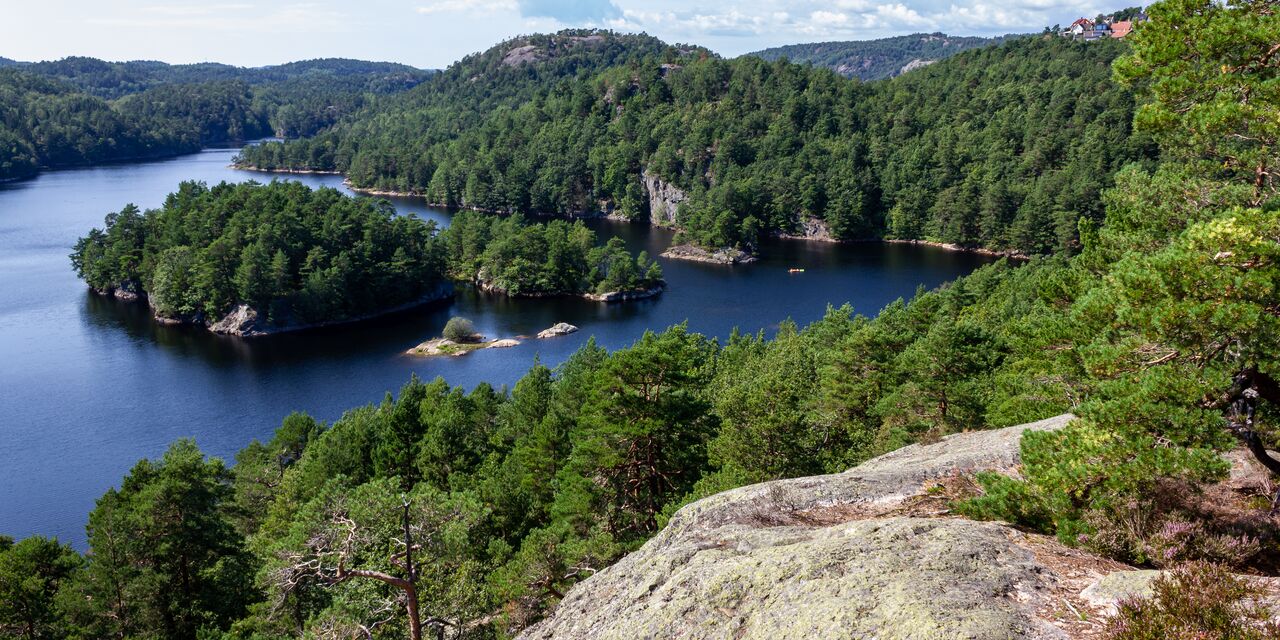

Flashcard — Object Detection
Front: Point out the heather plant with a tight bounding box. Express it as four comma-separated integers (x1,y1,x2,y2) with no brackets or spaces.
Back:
1103,562,1280,640
1078,498,1262,570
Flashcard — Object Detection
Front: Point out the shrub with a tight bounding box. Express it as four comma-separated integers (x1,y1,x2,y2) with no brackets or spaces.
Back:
1081,505,1263,570
443,316,478,342
1103,562,1280,640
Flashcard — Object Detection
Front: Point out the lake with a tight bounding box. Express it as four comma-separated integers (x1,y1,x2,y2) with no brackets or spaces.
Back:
0,147,996,547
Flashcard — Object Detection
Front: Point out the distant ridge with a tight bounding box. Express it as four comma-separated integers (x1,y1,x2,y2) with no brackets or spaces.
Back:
746,32,1020,80
0,55,432,99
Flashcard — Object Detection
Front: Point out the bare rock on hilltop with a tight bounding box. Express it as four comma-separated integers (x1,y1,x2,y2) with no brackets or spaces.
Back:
519,415,1111,640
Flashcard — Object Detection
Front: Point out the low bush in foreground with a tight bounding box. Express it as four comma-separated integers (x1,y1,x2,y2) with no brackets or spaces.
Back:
1103,562,1280,640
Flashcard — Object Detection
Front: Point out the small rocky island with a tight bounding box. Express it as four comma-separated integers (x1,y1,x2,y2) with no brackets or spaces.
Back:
660,243,757,265
407,317,520,356
71,181,453,336
409,319,584,357
536,322,578,338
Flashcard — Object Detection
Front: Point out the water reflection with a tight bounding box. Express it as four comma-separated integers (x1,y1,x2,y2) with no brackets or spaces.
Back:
1,147,999,547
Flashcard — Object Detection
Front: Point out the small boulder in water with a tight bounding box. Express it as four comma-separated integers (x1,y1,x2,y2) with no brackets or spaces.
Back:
537,322,579,339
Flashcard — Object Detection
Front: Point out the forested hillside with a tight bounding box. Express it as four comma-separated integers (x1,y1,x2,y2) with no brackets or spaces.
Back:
237,34,1154,256
6,1,1279,638
747,32,1012,80
0,58,431,181
0,56,430,99
0,69,195,180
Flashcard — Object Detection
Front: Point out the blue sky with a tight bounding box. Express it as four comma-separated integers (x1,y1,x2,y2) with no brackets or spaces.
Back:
1,0,1128,68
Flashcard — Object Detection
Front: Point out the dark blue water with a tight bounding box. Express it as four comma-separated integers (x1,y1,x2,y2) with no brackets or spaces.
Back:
0,147,996,547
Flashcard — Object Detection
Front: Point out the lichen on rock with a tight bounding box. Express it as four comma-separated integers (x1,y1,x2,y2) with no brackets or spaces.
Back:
518,415,1084,640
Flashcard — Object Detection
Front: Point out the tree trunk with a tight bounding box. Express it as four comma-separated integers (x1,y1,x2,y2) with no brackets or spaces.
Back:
405,585,423,640
1224,368,1280,478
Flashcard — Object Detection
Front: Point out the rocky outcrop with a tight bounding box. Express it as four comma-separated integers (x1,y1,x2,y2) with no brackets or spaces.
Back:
406,336,521,357
92,282,143,302
209,304,263,336
884,238,1030,260
203,283,454,337
502,34,607,67
778,216,835,242
642,168,686,227
584,284,665,302
519,415,1134,640
660,244,757,265
653,414,1073,538
1079,571,1160,614
536,323,579,339
898,58,939,75
477,278,664,302
502,45,544,66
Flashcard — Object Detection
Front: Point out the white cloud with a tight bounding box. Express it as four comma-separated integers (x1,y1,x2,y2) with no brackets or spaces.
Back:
607,0,1111,47
88,2,347,32
874,3,932,27
140,3,257,16
416,0,517,15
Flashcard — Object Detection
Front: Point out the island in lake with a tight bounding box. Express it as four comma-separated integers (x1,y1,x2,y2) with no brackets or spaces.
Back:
70,181,664,336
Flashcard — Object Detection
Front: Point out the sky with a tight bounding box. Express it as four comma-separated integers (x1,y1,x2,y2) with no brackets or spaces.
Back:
0,0,1127,68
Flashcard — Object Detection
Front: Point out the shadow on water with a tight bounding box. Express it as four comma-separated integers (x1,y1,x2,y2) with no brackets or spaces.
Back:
79,291,462,367
78,281,672,369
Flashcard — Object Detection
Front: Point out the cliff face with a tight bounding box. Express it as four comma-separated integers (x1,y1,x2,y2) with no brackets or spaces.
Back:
642,168,686,227
517,415,1155,640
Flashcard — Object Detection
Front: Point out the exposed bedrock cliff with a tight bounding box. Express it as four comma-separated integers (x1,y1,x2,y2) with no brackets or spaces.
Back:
642,168,686,227
518,414,1148,640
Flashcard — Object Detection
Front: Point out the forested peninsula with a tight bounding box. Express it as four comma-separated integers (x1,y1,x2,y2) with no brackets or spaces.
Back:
70,181,452,335
69,181,665,335
235,32,1154,258
445,211,664,299
0,58,431,181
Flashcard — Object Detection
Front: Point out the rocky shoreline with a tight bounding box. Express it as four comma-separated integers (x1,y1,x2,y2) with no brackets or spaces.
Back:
406,336,520,357
583,284,665,302
233,165,345,176
409,321,581,357
91,282,454,337
475,279,665,302
232,164,1031,263
660,244,757,265
883,238,1030,260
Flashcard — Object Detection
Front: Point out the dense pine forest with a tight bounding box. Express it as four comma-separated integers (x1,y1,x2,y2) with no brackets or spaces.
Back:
4,0,1280,638
236,33,1154,256
70,181,451,332
0,57,429,100
69,181,664,333
444,211,664,297
0,58,431,181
